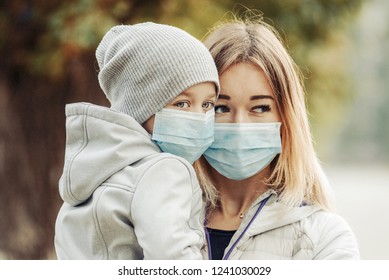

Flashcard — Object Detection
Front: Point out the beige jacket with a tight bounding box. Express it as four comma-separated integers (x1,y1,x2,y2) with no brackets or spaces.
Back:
203,190,360,260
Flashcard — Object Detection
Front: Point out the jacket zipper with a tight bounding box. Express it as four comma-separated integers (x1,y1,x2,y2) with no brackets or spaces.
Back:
205,194,271,260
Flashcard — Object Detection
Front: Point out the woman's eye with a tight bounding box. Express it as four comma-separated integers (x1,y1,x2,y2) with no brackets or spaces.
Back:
175,101,190,108
252,105,271,113
215,105,229,114
202,101,215,109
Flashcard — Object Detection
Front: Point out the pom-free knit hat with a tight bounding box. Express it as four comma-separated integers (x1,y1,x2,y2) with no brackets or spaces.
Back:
96,22,220,124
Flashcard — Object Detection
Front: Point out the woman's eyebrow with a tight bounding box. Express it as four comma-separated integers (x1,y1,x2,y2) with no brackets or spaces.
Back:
218,94,231,100
250,95,274,101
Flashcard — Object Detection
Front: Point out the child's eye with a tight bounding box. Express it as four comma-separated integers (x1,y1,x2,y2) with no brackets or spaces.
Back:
252,105,271,113
202,101,215,109
175,101,190,108
215,105,230,114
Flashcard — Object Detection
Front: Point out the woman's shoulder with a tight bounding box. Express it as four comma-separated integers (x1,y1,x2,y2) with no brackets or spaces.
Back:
300,210,360,259
302,210,352,233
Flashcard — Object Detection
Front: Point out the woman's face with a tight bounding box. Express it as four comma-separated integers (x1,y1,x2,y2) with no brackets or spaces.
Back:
215,63,281,124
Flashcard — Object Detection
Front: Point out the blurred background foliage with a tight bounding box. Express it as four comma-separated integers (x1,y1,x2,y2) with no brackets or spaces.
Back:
0,0,372,259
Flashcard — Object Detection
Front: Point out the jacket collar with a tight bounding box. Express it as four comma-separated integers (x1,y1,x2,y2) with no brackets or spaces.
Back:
223,190,321,258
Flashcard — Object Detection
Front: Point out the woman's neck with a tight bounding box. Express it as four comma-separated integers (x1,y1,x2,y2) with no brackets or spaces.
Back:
207,166,271,230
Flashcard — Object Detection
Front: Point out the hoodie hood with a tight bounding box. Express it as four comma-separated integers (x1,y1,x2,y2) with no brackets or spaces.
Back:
59,103,160,206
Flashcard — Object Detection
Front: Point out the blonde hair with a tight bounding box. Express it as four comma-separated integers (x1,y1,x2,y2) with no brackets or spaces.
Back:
195,12,335,212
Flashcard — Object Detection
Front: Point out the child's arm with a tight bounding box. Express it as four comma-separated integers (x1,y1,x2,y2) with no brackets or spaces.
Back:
131,157,204,260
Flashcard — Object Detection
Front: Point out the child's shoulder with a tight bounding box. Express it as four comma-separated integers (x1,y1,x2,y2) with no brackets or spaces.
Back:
138,152,198,183
138,152,194,169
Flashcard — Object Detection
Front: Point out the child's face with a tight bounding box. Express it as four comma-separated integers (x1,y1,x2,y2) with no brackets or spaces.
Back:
143,82,217,134
164,82,217,113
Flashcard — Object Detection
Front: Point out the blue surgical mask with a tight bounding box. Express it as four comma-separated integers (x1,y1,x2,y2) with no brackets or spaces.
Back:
204,122,282,180
152,109,215,164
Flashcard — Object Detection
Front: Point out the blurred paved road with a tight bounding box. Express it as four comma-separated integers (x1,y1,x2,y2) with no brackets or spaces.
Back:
325,164,389,259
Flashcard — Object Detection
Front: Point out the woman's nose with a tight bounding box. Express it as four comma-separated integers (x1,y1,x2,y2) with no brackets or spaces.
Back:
232,111,250,123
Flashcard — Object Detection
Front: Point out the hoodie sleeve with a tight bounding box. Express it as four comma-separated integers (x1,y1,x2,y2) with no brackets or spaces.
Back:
131,157,204,260
313,212,360,260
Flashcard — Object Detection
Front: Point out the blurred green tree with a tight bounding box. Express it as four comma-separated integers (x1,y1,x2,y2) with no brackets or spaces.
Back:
0,0,362,259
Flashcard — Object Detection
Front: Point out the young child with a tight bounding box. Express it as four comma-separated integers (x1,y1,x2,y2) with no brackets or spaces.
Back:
54,22,219,259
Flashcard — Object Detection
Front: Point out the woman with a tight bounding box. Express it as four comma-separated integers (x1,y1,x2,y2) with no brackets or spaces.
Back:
195,15,360,260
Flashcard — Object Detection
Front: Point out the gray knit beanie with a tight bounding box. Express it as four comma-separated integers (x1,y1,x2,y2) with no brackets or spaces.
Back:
96,22,220,124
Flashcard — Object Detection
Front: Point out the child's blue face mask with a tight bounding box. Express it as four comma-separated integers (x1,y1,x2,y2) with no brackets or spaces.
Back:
204,122,282,180
151,109,215,164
